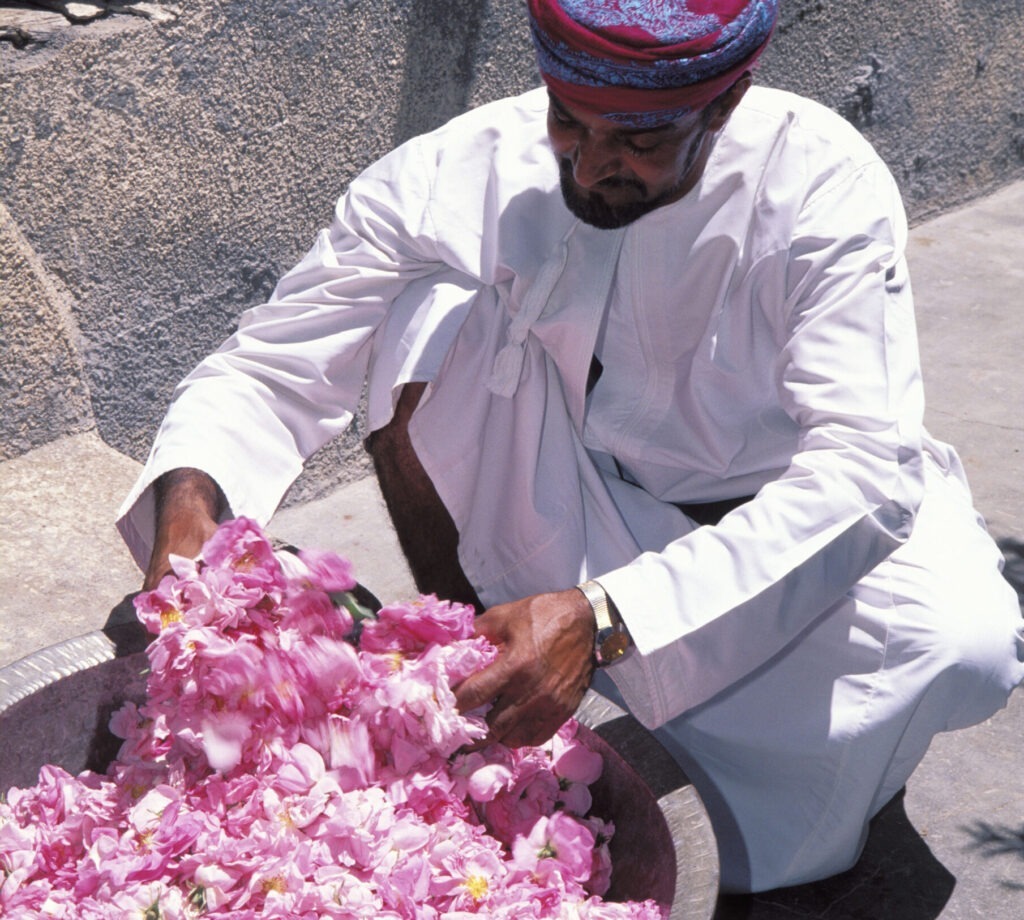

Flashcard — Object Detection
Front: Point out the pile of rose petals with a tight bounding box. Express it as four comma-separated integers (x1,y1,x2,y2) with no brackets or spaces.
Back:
0,518,661,919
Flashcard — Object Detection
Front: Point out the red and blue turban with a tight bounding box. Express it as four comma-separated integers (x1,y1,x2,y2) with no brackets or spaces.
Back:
528,0,779,127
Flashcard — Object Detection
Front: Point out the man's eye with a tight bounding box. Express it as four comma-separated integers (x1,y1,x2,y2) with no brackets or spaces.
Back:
624,137,661,156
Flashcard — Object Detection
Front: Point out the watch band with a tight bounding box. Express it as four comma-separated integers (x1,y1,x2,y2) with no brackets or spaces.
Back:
577,579,631,667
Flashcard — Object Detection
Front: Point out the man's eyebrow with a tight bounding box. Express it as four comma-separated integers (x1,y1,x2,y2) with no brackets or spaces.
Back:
619,122,677,137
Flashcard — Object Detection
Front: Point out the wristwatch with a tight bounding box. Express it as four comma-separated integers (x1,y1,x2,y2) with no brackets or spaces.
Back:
577,579,632,667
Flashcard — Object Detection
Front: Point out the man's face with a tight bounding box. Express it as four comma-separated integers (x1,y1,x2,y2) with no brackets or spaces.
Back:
547,92,714,229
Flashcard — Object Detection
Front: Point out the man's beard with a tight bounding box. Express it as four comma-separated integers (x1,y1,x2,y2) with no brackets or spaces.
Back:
556,126,710,230
557,161,668,229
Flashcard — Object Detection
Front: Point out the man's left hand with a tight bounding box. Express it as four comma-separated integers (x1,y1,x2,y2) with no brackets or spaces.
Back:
453,588,596,748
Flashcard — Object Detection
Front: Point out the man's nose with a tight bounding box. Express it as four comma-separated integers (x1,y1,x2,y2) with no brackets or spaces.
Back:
571,135,621,188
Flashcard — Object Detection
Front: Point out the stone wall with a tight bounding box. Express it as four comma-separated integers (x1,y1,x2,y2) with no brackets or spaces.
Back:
758,0,1024,218
2,0,1023,502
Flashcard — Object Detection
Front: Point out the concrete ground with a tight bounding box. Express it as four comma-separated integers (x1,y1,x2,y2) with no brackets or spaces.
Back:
2,180,1023,917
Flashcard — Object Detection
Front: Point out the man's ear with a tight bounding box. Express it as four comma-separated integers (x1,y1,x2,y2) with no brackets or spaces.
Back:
706,73,753,130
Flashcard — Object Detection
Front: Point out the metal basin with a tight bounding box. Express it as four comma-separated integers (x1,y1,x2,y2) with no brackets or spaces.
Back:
0,624,719,918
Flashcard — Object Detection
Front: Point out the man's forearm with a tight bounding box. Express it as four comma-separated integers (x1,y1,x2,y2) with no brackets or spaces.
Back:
153,467,226,523
143,468,226,590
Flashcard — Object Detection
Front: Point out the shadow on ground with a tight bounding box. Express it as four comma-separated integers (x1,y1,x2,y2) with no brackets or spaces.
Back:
104,593,142,633
962,821,1024,892
713,791,954,919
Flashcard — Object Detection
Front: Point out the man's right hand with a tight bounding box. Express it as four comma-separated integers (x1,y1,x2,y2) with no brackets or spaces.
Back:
143,468,226,591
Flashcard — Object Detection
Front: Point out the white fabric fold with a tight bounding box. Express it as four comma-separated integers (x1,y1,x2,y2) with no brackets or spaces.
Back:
487,223,575,398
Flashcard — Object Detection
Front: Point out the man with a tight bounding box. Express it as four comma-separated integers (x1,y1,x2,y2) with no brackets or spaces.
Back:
118,0,1024,894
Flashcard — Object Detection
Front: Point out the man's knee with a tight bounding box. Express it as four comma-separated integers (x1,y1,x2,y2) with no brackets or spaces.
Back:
364,381,439,514
365,381,428,463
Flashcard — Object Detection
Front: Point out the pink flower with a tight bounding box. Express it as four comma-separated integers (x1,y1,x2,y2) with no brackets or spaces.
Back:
200,709,254,772
478,761,561,846
511,811,596,886
302,714,377,792
450,750,515,803
578,897,666,918
551,722,604,786
279,634,363,715
429,834,507,910
199,517,284,596
548,726,603,817
271,742,326,794
133,582,186,635
0,819,38,896
582,815,616,897
278,588,354,641
359,596,475,654
127,785,178,835
295,548,357,593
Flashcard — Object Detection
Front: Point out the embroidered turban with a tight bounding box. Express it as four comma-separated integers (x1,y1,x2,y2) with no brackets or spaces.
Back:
527,0,779,127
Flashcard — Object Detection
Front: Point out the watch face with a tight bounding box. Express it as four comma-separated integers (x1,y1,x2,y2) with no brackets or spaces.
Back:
597,627,630,664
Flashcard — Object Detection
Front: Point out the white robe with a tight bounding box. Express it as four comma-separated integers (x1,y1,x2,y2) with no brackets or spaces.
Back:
118,87,1024,892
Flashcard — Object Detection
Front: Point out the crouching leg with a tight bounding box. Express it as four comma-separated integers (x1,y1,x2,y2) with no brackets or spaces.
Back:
364,381,483,611
650,470,1024,893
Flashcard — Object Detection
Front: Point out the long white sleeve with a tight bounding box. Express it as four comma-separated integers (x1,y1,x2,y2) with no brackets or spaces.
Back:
598,156,929,728
116,136,447,568
116,87,564,569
